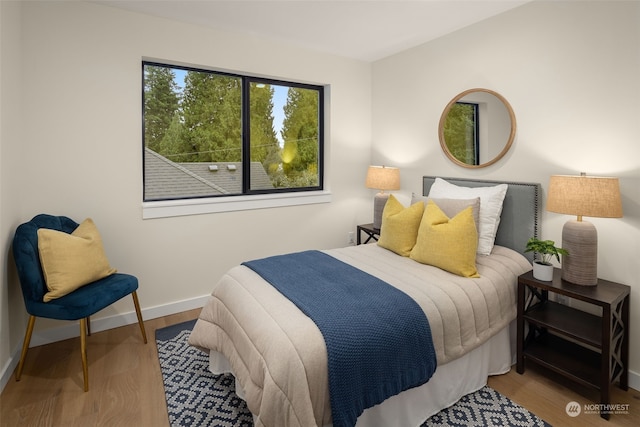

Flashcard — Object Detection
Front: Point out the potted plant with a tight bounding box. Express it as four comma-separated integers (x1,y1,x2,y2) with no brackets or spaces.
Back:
524,237,569,281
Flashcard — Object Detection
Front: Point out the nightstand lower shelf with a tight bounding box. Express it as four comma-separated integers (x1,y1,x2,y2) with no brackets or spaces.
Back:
523,332,601,389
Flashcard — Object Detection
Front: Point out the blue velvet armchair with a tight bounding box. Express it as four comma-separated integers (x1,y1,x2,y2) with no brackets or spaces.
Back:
12,214,147,391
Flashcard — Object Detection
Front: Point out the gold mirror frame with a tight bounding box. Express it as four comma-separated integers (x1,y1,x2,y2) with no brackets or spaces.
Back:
438,88,516,169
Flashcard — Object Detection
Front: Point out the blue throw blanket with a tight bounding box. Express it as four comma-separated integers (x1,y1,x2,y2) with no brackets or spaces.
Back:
243,250,436,427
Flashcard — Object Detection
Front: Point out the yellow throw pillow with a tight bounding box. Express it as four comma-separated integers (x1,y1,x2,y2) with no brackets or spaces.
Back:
377,194,425,256
38,218,117,302
410,200,479,278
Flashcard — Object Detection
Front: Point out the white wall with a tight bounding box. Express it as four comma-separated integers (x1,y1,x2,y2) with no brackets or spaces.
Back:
372,0,640,383
0,0,372,386
1,0,28,389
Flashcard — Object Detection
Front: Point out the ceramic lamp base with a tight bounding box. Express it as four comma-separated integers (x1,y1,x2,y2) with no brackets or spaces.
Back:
561,219,598,286
372,192,389,230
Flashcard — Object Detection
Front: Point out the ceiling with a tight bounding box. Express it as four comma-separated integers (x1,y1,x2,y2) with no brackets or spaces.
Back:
92,0,531,62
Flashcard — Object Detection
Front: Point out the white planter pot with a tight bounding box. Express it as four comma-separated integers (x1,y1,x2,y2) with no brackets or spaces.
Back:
533,262,553,281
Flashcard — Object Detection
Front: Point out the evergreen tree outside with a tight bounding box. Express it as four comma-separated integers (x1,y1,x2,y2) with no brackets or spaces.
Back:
182,72,242,162
281,87,319,187
157,112,189,162
249,82,281,189
144,65,180,152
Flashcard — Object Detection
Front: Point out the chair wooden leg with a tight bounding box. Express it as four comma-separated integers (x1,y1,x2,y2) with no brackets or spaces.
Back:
86,316,91,336
131,291,147,344
15,315,36,381
79,318,89,392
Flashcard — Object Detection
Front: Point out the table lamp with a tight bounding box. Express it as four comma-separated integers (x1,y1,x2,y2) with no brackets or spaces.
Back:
365,165,400,230
546,173,623,285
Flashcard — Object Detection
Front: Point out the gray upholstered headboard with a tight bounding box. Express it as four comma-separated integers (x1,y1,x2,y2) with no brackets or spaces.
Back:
422,176,541,263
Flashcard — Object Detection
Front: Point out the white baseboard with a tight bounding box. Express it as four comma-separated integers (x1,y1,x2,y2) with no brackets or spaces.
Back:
0,294,210,394
630,370,640,393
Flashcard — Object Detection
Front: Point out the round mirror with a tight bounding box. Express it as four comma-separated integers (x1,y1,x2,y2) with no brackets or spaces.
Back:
438,88,516,168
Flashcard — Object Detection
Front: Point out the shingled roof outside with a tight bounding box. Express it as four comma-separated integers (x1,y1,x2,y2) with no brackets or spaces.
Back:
144,147,273,200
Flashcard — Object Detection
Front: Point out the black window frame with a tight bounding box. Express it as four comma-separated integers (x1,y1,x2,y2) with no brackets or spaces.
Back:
142,61,324,202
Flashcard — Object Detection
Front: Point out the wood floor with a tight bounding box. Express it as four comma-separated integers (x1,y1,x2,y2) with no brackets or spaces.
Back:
488,363,640,427
1,309,638,426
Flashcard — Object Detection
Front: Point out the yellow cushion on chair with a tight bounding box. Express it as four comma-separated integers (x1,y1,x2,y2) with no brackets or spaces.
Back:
410,200,480,278
38,218,117,302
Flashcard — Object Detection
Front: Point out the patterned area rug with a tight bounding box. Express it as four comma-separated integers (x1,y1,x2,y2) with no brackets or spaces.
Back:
156,320,253,427
156,320,551,427
422,386,551,427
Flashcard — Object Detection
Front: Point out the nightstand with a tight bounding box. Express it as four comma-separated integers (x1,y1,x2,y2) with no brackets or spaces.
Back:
356,223,380,245
516,268,630,420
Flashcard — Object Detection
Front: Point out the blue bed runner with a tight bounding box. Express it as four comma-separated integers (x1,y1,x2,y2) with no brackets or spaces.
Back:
243,250,436,427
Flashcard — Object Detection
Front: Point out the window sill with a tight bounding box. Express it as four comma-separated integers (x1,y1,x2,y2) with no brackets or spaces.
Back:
142,190,332,219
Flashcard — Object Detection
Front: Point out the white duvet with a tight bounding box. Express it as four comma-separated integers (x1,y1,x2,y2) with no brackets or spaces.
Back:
188,243,531,427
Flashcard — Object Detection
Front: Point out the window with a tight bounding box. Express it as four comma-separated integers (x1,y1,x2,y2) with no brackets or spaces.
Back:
143,62,324,203
442,102,479,165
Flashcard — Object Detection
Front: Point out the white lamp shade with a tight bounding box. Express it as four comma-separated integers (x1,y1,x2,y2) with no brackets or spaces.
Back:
547,175,622,219
366,166,400,191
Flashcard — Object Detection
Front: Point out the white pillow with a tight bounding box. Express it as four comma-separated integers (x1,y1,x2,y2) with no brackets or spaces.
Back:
428,177,508,255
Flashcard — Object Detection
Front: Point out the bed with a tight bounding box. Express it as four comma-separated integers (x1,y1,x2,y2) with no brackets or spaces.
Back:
188,176,540,427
